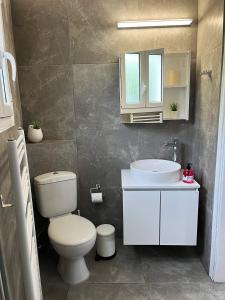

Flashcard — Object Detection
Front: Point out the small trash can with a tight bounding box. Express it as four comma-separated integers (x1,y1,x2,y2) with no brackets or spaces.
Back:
96,224,116,260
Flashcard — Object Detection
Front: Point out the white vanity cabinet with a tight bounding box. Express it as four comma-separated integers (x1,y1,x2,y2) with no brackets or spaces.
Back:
160,190,199,245
121,170,200,246
123,189,199,246
123,191,160,245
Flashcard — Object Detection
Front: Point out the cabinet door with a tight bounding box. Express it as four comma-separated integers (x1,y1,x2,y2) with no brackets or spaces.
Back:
146,49,164,108
123,190,160,245
160,190,199,245
120,52,145,109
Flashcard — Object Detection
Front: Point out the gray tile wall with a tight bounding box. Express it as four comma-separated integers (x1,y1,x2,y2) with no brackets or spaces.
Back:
192,0,224,271
0,0,25,299
11,0,197,236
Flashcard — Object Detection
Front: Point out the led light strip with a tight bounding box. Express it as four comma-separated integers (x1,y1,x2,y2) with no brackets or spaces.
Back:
117,19,193,29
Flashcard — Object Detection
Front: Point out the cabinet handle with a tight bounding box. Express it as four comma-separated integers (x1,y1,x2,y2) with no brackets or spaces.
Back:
0,194,13,208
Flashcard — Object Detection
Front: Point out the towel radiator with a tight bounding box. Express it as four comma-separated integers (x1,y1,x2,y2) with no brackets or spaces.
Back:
7,128,42,300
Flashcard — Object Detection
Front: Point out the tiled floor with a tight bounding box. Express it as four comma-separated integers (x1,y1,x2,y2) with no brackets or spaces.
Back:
39,240,225,300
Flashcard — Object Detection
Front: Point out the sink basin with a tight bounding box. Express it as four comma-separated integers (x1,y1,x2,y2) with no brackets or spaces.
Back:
130,159,181,183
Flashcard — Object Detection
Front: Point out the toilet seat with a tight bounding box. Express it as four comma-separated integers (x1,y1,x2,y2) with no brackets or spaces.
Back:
48,214,96,246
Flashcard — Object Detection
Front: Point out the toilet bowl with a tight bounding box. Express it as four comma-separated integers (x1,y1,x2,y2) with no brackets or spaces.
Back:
34,171,96,284
48,214,96,284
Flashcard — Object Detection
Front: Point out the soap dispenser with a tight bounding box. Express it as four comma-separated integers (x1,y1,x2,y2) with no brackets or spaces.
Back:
183,163,194,183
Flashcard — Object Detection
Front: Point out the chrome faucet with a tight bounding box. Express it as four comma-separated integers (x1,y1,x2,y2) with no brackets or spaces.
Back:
165,139,179,162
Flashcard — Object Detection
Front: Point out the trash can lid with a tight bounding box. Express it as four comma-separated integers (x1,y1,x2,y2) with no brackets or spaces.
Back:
97,224,115,236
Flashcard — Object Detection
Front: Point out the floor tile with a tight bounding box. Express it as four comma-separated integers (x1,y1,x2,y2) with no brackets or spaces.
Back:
148,283,213,300
138,245,199,262
67,283,148,300
208,282,225,300
39,248,70,300
86,240,145,283
43,283,69,300
143,258,210,284
39,241,215,300
39,248,62,285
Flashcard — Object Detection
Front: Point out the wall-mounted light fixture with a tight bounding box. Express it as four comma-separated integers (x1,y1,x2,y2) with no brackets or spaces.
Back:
117,19,193,29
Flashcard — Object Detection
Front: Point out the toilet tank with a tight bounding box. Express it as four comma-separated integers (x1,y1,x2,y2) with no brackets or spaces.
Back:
34,171,77,218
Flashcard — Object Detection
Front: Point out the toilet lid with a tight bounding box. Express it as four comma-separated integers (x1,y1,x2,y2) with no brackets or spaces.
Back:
48,214,96,246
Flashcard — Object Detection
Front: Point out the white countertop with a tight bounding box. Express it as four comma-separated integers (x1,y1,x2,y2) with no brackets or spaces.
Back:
121,169,200,190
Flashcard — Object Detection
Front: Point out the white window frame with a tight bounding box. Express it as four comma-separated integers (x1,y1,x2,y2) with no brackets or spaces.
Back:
120,52,144,109
120,48,164,110
0,0,15,133
145,49,164,108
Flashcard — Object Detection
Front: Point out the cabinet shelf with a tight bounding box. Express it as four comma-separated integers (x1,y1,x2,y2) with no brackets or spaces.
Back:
163,51,191,121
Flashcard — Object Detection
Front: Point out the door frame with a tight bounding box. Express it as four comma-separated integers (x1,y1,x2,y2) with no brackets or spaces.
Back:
209,37,225,282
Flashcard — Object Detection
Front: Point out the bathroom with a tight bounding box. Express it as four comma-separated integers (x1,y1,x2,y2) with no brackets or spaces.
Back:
0,0,225,299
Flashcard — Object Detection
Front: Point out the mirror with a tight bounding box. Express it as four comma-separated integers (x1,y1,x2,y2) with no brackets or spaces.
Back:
148,53,163,104
124,53,140,105
120,48,164,110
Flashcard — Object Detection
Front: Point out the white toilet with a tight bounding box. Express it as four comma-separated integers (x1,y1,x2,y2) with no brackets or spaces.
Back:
34,171,96,285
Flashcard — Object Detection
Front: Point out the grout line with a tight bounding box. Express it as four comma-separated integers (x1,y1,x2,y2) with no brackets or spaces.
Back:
17,62,120,68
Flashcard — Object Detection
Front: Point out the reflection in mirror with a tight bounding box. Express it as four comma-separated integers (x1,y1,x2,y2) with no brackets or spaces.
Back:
125,53,140,104
148,54,162,103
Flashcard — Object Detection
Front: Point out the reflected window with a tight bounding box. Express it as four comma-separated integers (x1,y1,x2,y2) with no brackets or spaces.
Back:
149,54,162,103
125,53,140,104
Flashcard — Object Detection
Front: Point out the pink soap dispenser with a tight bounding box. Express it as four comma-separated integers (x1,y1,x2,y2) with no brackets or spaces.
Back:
183,163,194,184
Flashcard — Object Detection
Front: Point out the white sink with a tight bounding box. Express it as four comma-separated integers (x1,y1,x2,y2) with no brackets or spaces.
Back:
130,159,181,183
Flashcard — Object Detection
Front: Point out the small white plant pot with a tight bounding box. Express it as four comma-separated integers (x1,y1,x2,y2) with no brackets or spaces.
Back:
170,111,179,119
27,125,43,143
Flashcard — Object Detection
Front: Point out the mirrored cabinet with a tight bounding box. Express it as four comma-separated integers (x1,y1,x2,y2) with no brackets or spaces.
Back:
120,49,164,123
119,49,191,123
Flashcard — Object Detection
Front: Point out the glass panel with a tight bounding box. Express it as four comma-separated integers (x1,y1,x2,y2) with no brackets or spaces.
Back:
149,54,162,103
125,53,140,104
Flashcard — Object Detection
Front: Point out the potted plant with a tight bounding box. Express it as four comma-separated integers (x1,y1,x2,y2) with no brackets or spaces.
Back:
27,120,43,143
169,103,178,119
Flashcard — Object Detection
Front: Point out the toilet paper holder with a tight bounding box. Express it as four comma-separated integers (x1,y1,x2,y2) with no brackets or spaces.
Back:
90,184,102,194
90,184,103,203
